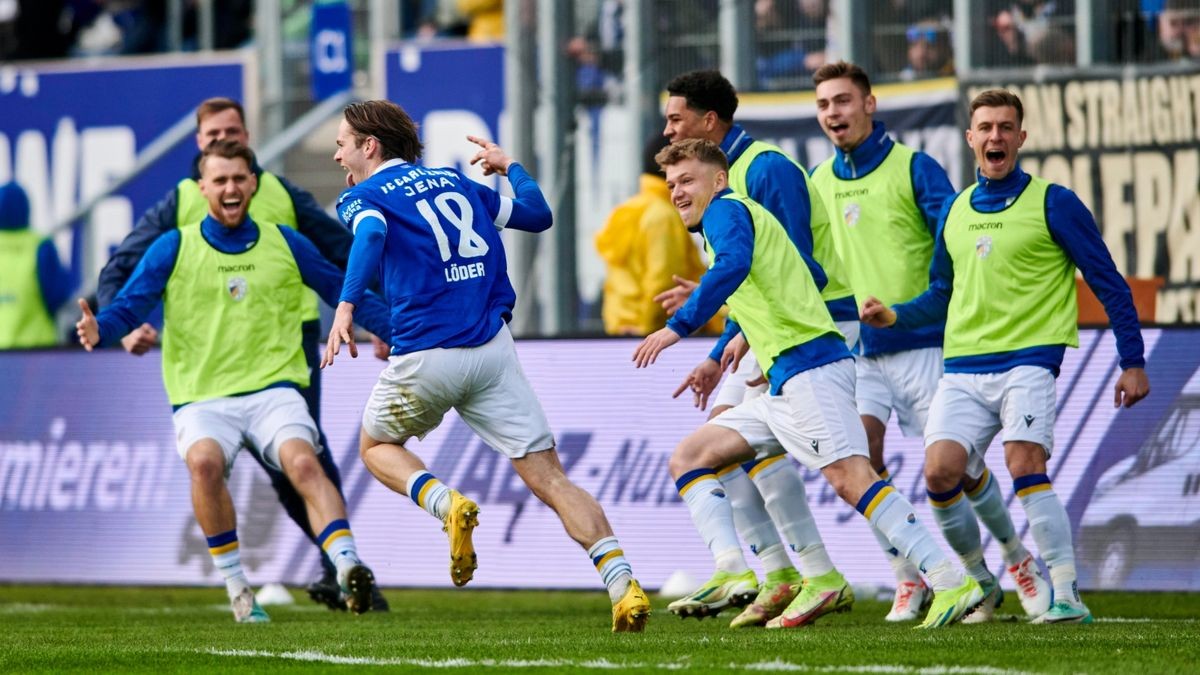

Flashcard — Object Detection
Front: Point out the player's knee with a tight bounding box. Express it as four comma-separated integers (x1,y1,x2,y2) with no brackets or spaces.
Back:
1005,442,1047,478
923,459,961,493
668,439,705,479
186,453,225,485
283,449,321,486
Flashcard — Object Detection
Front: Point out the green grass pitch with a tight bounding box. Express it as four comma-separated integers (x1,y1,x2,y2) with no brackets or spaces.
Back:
1,585,1197,673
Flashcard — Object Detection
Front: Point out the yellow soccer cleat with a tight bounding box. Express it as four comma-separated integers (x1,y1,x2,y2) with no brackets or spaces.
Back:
611,579,651,632
918,576,984,629
443,491,480,587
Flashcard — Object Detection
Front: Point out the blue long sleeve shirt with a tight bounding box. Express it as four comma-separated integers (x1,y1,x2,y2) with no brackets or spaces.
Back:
826,121,953,356
0,184,74,316
667,190,850,395
893,165,1146,375
96,157,353,310
96,215,390,355
339,161,551,355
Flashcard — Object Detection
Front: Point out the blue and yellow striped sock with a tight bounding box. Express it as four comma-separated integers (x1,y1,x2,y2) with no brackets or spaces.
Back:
745,455,834,576
588,536,634,603
207,529,249,596
968,468,1028,566
928,481,990,584
857,480,956,589
676,468,746,573
868,467,922,582
716,463,786,570
1015,473,1078,603
407,470,452,520
317,518,360,572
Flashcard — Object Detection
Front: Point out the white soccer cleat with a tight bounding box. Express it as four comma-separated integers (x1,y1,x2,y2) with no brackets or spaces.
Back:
1008,554,1052,618
884,579,931,622
230,587,270,623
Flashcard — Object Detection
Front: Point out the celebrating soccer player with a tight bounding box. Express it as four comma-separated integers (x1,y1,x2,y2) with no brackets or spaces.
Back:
321,100,651,632
636,138,984,630
862,89,1151,624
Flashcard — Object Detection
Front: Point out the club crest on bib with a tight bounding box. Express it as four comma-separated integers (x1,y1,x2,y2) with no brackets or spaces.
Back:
975,235,993,259
227,276,248,301
843,202,860,227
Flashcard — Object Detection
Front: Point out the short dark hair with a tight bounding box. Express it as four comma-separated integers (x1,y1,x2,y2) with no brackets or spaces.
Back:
970,89,1024,127
343,100,424,163
665,70,738,123
655,137,729,174
642,134,671,177
812,61,872,95
196,97,246,127
198,139,255,174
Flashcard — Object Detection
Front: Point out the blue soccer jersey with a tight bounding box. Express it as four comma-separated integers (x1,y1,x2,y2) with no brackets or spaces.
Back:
337,159,552,355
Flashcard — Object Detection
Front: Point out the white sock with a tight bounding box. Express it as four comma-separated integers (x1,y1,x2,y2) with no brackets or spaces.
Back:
967,468,1030,566
677,468,748,573
748,455,834,576
407,471,452,520
857,481,955,587
207,530,250,598
871,467,922,583
1016,474,1080,604
928,482,992,585
587,536,634,603
718,465,786,565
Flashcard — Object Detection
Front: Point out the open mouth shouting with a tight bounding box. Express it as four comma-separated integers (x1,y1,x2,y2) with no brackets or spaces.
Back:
219,195,245,223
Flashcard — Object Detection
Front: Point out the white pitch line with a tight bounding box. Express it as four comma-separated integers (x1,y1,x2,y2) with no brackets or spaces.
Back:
201,649,1043,674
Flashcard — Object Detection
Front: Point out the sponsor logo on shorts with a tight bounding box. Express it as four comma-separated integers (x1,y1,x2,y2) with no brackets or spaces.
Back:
809,439,820,453
1024,414,1035,427
906,513,916,523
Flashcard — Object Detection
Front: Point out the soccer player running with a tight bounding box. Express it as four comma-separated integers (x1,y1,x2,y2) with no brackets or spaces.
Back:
321,100,651,632
95,97,383,611
636,138,983,629
862,89,1150,624
657,69,858,628
75,140,390,622
809,62,1050,622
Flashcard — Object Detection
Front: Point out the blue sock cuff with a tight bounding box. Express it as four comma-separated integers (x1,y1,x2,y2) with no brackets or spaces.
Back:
927,482,965,506
1014,473,1052,497
675,468,717,495
410,472,436,506
317,519,351,544
966,468,993,499
206,530,238,548
855,480,895,516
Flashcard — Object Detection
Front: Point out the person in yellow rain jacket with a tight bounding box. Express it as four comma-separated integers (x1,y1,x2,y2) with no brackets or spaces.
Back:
595,135,717,336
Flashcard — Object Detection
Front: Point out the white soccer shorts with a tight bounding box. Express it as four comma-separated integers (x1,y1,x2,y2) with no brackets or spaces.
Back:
362,324,555,459
712,320,860,409
856,346,943,437
924,365,1057,464
172,387,319,474
707,357,868,470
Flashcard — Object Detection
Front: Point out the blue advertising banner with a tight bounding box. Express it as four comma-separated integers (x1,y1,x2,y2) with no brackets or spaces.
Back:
310,1,353,101
2,330,1194,592
0,54,247,289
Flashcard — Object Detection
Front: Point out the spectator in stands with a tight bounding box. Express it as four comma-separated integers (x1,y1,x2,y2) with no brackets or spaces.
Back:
594,135,713,336
0,182,73,349
1149,0,1200,60
899,19,954,79
754,0,829,90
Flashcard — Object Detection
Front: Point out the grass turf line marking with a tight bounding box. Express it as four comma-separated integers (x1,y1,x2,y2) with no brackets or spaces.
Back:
202,649,1041,673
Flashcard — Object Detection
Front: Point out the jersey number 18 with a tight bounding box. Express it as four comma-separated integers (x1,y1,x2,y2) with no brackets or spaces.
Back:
416,193,490,262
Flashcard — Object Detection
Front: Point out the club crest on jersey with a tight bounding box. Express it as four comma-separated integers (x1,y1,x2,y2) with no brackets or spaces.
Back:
975,235,993,259
227,276,248,301
843,202,861,227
